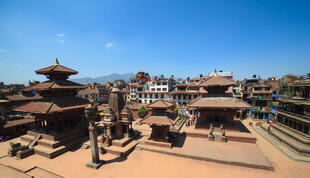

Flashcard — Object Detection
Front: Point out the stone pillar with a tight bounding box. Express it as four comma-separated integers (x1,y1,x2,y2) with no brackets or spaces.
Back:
126,125,130,138
85,103,103,169
263,113,265,120
35,118,38,130
257,112,259,119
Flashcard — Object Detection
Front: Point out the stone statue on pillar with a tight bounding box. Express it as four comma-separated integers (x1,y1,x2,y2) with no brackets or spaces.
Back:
85,94,104,169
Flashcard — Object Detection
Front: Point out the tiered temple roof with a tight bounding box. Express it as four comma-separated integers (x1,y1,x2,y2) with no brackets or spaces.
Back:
35,58,78,75
14,59,88,114
141,113,174,126
188,96,251,109
15,97,88,114
189,75,250,109
147,99,174,109
200,76,236,87
141,100,176,126
25,80,86,91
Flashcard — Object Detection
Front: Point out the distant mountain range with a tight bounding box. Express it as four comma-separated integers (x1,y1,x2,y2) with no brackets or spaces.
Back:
71,73,135,85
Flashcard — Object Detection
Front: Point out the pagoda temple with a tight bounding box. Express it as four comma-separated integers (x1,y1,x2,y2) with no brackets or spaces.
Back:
188,71,251,130
141,99,176,148
14,59,89,158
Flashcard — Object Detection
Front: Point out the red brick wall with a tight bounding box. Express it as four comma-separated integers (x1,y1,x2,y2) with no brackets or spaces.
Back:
199,109,236,123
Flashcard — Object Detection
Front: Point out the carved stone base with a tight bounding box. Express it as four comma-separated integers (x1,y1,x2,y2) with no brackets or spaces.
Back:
8,148,20,157
221,137,227,142
86,160,104,169
16,148,34,159
103,138,112,147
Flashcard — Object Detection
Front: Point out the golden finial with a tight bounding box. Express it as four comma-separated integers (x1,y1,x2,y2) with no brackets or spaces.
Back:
55,58,59,65
214,68,218,77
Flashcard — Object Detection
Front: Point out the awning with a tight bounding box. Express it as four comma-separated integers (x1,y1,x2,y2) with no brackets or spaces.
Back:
272,94,283,97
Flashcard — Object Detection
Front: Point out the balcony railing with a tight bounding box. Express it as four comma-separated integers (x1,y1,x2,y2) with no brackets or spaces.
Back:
277,109,309,120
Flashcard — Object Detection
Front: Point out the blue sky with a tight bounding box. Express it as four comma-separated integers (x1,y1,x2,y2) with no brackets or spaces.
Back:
0,0,309,84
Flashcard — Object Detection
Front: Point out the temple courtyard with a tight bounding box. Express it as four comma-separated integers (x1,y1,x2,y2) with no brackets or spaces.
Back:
0,118,310,178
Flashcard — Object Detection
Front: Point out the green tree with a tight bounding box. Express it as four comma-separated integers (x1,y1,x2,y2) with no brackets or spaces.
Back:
174,108,179,116
138,106,148,118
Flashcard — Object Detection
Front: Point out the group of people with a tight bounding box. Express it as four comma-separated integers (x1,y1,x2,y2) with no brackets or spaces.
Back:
0,135,10,142
185,110,200,127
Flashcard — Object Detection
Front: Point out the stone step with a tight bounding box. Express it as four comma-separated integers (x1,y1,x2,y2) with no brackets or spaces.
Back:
112,137,133,147
271,124,310,144
37,133,83,149
102,141,137,157
214,135,221,142
34,137,85,159
27,131,39,137
81,143,89,149
28,134,42,148
20,135,36,143
261,125,310,157
144,139,172,148
20,140,30,146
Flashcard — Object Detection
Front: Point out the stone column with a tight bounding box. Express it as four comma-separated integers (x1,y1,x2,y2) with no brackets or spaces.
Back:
34,118,38,130
85,103,103,169
126,124,130,138
263,113,265,120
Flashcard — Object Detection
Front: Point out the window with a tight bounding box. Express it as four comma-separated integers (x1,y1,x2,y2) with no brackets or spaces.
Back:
155,94,158,98
188,95,192,100
157,88,161,91
156,82,161,85
151,88,155,91
163,88,167,91
173,95,176,99
162,82,167,85
139,94,142,98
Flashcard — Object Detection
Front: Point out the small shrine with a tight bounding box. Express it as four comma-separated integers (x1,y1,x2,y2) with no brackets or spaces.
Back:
141,99,176,148
99,85,136,157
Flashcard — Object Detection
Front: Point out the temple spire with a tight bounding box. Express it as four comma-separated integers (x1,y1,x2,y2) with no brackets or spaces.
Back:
214,68,218,77
55,58,59,65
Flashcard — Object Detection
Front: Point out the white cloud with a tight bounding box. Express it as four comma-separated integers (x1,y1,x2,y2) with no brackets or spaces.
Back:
0,49,6,53
105,42,117,47
56,33,64,37
56,39,65,43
